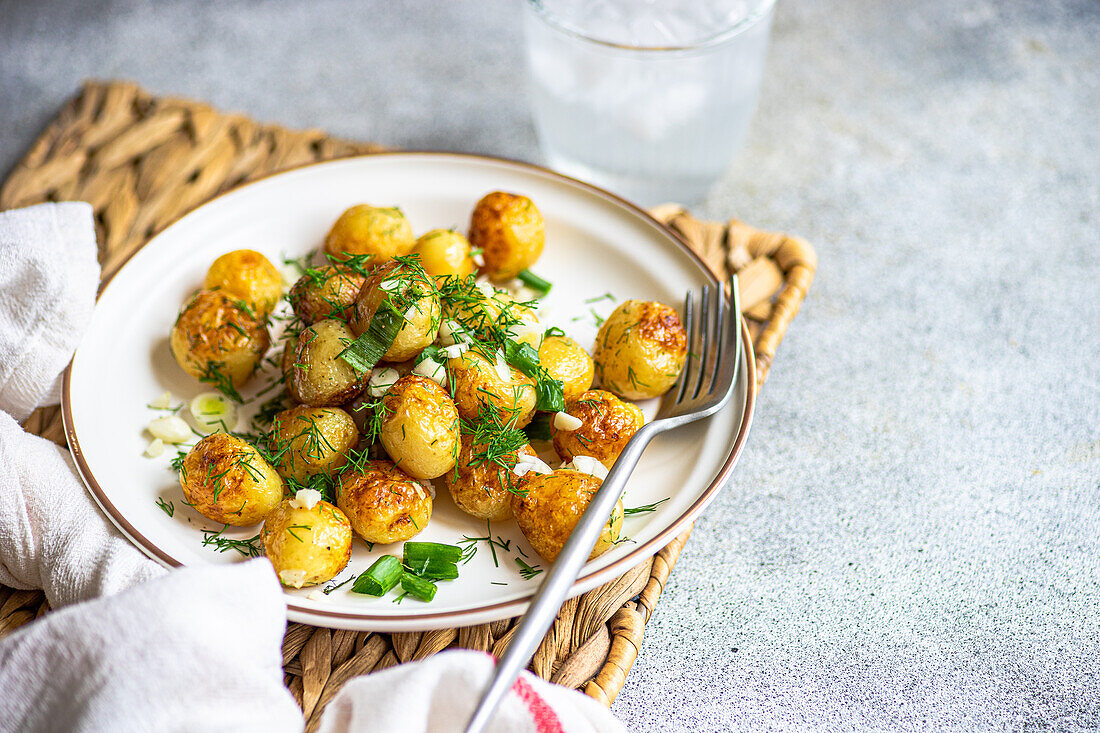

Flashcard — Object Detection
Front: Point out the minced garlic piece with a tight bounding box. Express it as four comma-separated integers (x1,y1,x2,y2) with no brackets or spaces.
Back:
564,455,608,481
512,456,553,477
148,415,191,444
289,489,323,511
553,412,583,431
279,569,308,588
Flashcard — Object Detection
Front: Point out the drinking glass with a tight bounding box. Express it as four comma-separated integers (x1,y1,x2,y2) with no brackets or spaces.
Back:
523,0,776,206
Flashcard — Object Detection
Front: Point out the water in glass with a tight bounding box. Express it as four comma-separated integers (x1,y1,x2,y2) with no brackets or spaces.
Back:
524,0,775,206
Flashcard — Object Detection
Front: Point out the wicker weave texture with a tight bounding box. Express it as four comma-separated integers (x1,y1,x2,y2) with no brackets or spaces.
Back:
0,81,815,725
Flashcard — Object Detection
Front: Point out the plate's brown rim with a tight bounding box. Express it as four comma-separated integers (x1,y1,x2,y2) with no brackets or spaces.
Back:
61,150,758,626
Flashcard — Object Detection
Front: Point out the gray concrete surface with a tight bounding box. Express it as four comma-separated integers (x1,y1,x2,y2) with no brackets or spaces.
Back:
2,0,1098,730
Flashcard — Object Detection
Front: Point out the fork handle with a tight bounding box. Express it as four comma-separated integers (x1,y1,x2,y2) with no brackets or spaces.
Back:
463,421,662,733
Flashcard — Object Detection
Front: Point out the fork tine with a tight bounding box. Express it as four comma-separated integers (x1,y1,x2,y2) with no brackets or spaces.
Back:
707,281,726,395
706,273,741,400
692,285,712,399
674,290,695,403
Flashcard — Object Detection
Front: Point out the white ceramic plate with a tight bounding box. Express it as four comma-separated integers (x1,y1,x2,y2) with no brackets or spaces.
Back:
63,153,755,631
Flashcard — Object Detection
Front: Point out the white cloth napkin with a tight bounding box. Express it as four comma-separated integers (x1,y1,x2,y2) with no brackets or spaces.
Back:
0,560,303,733
0,202,627,733
0,202,99,422
319,649,626,733
0,409,165,606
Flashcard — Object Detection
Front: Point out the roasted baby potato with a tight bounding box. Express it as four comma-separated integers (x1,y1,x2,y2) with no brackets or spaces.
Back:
413,229,474,280
539,335,594,403
288,265,368,324
170,289,270,388
511,469,623,563
592,299,687,400
468,191,545,281
378,375,460,480
445,439,537,521
351,260,442,362
262,492,353,588
202,249,283,317
446,349,537,427
324,204,414,264
337,460,432,545
283,319,366,406
552,389,644,469
270,406,360,484
179,433,283,526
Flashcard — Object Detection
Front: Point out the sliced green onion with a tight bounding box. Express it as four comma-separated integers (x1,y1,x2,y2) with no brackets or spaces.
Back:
524,413,553,441
351,555,402,596
403,542,464,565
400,571,438,602
338,305,403,372
501,339,564,412
405,557,459,580
543,326,566,338
534,378,565,412
504,340,541,377
414,345,446,366
517,269,552,297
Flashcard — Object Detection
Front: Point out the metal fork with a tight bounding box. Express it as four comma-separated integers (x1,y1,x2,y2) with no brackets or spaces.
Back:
463,274,743,733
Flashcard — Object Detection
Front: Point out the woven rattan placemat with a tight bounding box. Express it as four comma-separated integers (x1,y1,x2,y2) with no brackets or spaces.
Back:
0,81,816,726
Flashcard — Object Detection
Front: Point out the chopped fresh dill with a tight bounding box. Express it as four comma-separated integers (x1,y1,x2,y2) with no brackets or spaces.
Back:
623,497,670,515
199,361,243,403
201,525,263,557
458,520,511,567
322,574,355,595
515,557,543,580
155,497,175,517
285,524,312,542
460,401,528,489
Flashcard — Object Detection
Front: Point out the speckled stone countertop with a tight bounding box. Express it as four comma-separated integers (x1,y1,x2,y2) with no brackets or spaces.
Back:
2,0,1097,730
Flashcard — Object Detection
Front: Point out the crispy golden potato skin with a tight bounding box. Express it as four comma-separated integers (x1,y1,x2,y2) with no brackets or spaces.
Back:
511,470,623,563
337,460,432,545
170,289,270,387
593,300,687,400
203,249,283,317
379,375,460,480
552,389,644,469
446,350,536,427
351,260,442,362
262,499,353,588
283,319,366,407
539,335,594,403
468,192,545,281
180,434,284,526
445,440,537,521
289,266,368,324
324,204,414,263
270,406,360,483
413,229,474,280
